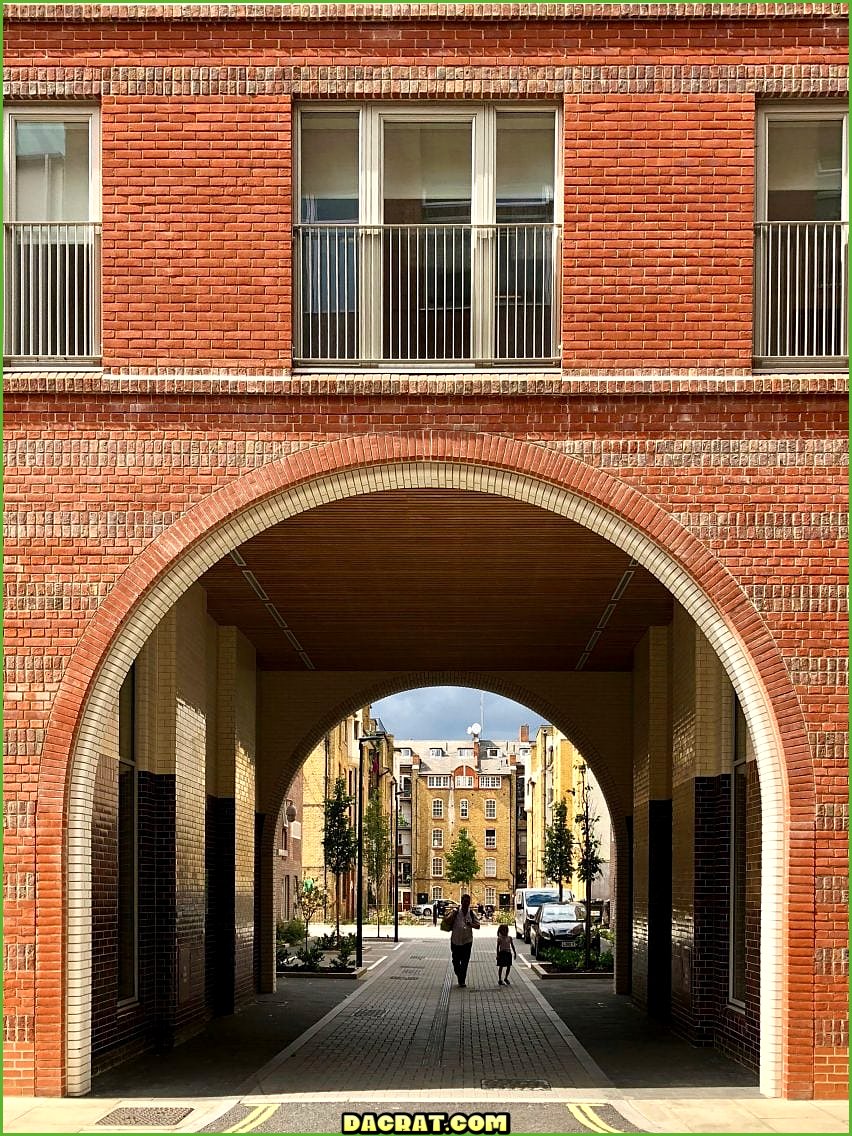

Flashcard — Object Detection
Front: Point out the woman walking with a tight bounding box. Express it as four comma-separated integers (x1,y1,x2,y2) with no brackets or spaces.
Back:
448,894,480,987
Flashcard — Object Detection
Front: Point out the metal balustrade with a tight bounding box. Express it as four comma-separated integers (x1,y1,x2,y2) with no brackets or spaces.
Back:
294,222,561,364
4,222,101,361
754,221,848,364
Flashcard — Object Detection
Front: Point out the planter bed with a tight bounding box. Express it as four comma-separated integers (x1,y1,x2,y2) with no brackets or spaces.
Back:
276,965,367,979
531,962,613,979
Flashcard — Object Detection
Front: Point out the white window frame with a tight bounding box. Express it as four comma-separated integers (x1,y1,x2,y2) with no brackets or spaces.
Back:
432,857,444,877
485,828,497,849
455,775,474,788
484,886,496,905
432,799,444,819
755,103,848,225
484,798,497,819
484,857,497,878
295,102,562,368
432,828,443,848
459,798,469,819
4,105,102,224
427,775,450,788
432,885,444,900
479,775,501,789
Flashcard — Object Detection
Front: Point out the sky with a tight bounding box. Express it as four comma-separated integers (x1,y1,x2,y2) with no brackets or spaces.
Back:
371,686,546,743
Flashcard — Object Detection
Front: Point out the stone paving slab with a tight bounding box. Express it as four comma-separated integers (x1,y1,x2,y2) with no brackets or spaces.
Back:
250,941,607,1095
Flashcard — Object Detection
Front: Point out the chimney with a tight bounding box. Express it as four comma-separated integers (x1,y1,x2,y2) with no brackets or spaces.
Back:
474,736,480,770
520,724,529,743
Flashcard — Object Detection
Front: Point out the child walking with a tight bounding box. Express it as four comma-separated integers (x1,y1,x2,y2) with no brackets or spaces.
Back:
496,923,517,986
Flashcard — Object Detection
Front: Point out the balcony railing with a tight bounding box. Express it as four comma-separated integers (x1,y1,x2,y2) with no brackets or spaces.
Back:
295,222,561,365
754,221,848,365
4,223,101,362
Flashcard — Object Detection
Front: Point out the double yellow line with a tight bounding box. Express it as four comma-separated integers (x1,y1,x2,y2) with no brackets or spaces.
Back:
223,1102,278,1133
566,1101,625,1133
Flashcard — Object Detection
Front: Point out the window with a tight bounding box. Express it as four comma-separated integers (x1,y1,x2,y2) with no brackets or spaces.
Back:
429,748,446,758
427,775,450,788
485,798,497,820
432,885,443,900
479,775,501,789
117,664,137,1002
4,107,101,362
485,829,497,849
729,699,749,1006
432,828,443,848
484,857,497,878
398,748,412,757
455,775,474,788
432,857,444,877
754,106,848,364
458,747,474,758
295,105,560,365
459,798,469,819
432,799,444,819
484,887,496,905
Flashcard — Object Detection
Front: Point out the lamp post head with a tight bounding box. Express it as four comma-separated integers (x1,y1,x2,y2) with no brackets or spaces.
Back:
285,803,297,823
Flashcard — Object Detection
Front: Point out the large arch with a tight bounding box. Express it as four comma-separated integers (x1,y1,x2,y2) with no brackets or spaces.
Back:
40,432,813,1097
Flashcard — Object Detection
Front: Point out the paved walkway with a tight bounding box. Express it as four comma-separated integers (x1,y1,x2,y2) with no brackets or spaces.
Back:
3,930,848,1133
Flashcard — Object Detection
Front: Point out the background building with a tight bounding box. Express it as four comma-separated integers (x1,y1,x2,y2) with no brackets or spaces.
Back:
404,738,517,909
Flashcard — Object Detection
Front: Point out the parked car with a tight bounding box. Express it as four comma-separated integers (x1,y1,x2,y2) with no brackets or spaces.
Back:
514,886,573,941
411,899,451,918
529,902,586,958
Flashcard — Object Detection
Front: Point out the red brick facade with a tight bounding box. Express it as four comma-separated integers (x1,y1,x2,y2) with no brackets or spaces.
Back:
2,2,848,1100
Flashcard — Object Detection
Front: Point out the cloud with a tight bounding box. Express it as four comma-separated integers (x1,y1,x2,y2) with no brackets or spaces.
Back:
371,685,546,743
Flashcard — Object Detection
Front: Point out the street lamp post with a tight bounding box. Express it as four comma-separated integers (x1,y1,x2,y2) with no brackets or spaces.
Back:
392,776,399,943
356,730,387,967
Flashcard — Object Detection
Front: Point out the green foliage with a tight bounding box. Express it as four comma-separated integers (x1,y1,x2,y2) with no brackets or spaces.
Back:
297,878,329,950
330,940,355,971
540,945,613,973
323,776,357,941
446,827,481,888
276,918,305,947
364,789,391,912
543,797,574,901
296,943,324,971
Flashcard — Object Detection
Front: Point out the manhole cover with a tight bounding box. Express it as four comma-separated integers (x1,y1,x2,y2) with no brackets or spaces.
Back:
481,1077,551,1090
389,974,418,980
98,1106,192,1125
353,1007,387,1017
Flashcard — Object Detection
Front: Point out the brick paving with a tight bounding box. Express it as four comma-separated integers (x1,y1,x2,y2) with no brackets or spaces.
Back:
251,941,605,1094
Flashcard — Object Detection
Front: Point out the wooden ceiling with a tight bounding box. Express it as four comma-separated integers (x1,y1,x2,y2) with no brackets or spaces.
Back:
199,489,673,671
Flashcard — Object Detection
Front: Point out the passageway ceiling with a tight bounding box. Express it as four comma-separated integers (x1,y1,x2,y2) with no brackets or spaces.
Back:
200,489,673,671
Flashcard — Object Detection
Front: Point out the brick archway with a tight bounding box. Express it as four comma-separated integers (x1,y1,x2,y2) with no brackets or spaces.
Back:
42,432,812,1097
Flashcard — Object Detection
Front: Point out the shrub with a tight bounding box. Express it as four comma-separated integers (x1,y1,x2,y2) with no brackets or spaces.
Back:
542,945,614,972
296,943,324,971
277,918,305,947
330,940,355,971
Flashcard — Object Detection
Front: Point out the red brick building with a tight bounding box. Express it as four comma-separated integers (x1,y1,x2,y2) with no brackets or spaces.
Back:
2,1,847,1101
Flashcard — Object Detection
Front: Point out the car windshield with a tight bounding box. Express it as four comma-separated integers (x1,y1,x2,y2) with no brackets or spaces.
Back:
541,905,585,922
526,892,558,907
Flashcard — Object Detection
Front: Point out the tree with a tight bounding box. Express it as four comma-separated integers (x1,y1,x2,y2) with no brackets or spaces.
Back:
575,775,606,970
296,878,328,952
322,776,357,942
364,788,391,936
543,797,574,902
446,827,481,893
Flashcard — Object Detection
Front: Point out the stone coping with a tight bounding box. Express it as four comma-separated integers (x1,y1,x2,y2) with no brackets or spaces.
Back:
4,3,848,23
3,369,848,396
531,961,614,978
276,965,367,978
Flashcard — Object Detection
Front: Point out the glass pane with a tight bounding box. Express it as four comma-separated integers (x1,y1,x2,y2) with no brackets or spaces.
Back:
496,112,555,223
300,112,359,222
383,122,471,224
15,121,90,222
767,120,843,221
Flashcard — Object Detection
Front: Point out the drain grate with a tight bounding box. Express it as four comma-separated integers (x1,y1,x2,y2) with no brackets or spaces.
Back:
98,1106,192,1126
353,1006,388,1017
389,974,418,980
481,1077,551,1090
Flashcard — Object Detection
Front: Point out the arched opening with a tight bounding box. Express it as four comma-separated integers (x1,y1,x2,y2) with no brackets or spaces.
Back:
45,440,808,1098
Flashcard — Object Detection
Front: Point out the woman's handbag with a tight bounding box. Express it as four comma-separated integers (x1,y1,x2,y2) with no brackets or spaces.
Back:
440,911,455,933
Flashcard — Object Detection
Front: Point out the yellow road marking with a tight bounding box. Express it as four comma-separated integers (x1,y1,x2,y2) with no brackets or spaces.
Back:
573,1102,624,1133
224,1103,278,1133
567,1103,606,1132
